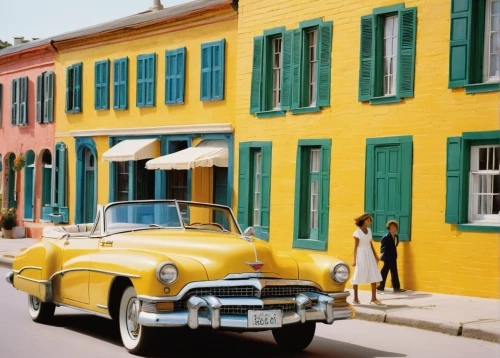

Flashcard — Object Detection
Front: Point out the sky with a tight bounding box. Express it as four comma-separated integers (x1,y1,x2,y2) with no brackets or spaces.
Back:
0,0,192,43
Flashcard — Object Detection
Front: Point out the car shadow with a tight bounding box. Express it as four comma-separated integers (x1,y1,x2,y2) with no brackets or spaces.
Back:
51,314,407,358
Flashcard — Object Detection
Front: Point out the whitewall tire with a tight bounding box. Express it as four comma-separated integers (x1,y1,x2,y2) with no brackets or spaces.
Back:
28,294,55,323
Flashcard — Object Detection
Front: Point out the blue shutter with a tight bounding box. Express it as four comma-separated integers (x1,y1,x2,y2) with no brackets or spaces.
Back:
103,60,109,109
113,60,119,109
211,39,225,100
65,67,71,112
200,43,212,101
137,56,145,107
165,50,176,104
120,58,128,109
11,79,18,125
95,62,101,109
145,54,156,107
74,63,82,112
20,77,27,125
45,72,54,123
36,74,43,123
176,47,186,104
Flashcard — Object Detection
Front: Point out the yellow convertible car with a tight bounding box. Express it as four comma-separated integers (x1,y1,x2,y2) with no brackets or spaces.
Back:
6,200,353,355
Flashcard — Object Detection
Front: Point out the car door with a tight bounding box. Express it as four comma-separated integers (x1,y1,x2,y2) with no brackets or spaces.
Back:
61,209,102,305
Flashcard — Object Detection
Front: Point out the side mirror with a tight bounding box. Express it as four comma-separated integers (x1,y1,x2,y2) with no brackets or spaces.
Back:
243,227,255,236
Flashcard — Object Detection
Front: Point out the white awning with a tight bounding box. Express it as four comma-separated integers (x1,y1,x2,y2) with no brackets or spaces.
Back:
102,138,159,162
146,140,228,170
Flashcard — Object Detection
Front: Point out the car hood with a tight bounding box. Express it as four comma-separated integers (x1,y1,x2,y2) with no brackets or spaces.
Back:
111,229,299,280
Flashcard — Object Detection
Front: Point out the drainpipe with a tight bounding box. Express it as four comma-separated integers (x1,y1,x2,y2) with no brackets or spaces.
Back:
150,0,163,11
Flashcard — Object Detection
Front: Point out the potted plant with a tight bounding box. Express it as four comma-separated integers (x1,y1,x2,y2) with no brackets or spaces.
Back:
0,208,17,239
13,152,26,172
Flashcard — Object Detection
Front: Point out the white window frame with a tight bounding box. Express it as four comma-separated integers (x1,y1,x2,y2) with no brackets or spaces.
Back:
253,152,262,226
309,149,320,229
483,0,500,83
469,145,500,223
272,37,283,110
308,30,318,107
383,15,399,96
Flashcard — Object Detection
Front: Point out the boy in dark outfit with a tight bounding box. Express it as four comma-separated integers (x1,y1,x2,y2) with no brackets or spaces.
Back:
376,220,406,293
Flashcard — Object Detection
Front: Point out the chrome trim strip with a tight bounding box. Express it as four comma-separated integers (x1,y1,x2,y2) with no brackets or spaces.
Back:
53,301,112,319
12,266,43,275
16,275,50,284
97,304,108,310
138,278,323,302
49,268,140,281
327,291,350,299
223,273,282,279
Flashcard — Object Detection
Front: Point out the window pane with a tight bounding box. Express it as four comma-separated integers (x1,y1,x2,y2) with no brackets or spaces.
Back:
310,180,319,229
272,37,282,109
479,148,487,170
495,147,500,169
253,152,262,226
308,30,318,107
310,149,320,172
384,16,398,96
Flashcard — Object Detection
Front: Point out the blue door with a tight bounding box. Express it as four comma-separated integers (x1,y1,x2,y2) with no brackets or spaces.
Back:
23,151,35,220
213,167,228,229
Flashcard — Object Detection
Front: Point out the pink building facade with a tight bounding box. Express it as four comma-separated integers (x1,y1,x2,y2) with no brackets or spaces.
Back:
0,44,56,238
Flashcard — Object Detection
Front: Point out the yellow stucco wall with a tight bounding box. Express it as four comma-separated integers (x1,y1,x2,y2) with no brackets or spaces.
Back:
53,12,237,223
235,0,499,298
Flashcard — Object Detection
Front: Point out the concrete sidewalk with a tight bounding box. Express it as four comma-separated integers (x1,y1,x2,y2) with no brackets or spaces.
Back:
0,238,498,343
349,288,500,343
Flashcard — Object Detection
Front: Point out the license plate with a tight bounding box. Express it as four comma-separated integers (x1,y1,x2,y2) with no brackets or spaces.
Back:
247,310,282,328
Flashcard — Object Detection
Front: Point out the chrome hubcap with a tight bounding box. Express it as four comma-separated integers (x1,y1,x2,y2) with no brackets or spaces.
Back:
126,298,140,338
31,296,40,311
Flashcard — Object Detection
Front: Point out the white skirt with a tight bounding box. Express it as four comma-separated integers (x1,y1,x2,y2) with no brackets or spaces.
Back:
350,247,383,285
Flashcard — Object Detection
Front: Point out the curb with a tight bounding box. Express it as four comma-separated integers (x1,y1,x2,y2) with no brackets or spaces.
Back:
353,308,499,343
0,257,13,269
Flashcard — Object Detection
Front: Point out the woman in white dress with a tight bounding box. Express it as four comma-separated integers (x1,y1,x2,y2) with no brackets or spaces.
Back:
351,213,383,305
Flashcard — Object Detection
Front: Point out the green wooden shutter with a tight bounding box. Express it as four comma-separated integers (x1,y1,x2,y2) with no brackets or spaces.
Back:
318,141,331,244
364,143,375,214
11,79,18,125
74,63,82,112
165,50,176,104
137,56,145,107
281,31,293,110
237,145,251,230
317,21,333,107
65,67,71,112
359,15,374,101
445,137,463,223
43,73,49,122
449,0,472,88
291,29,302,109
145,54,156,107
398,141,413,241
46,72,54,123
113,60,120,109
250,36,264,114
176,47,186,104
103,60,109,109
20,77,27,125
200,44,212,101
211,39,225,100
258,143,272,241
397,8,417,98
95,62,101,109
56,143,68,208
120,58,128,109
36,74,43,123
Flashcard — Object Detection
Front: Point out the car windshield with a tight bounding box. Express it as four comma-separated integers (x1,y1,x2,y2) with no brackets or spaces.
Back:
104,201,240,235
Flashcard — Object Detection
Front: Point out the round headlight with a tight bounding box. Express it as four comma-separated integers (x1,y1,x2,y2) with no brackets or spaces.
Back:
156,263,178,285
330,263,350,283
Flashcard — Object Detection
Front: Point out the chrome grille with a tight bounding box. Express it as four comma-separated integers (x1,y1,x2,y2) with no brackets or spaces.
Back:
221,303,296,315
260,286,322,298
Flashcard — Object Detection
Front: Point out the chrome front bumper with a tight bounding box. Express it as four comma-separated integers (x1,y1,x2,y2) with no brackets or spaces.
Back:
138,291,354,329
5,271,14,285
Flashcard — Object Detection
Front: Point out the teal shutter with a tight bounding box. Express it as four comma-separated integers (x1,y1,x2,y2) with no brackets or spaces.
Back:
397,8,417,98
449,0,472,88
113,60,120,109
20,77,27,125
250,36,264,114
398,141,413,241
364,144,375,214
445,137,463,224
118,58,128,109
359,15,374,101
74,63,82,112
281,31,293,110
237,145,251,230
65,67,71,112
95,62,101,109
211,39,225,100
137,56,145,107
57,143,68,207
11,79,17,125
318,141,331,243
103,60,109,109
200,43,212,100
145,54,156,106
165,50,175,104
317,21,333,107
291,29,302,109
45,72,54,123
259,143,272,241
36,74,43,123
176,47,186,104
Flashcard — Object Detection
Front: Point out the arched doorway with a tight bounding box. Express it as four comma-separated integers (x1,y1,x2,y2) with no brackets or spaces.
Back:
40,150,52,221
83,148,96,223
23,150,35,220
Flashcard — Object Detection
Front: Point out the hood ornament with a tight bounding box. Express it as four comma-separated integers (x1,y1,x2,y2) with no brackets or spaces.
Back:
245,261,265,272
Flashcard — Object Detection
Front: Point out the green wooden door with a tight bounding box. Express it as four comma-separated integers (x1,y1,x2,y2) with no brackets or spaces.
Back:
373,146,401,237
213,167,228,229
85,170,95,223
41,166,52,221
24,166,34,220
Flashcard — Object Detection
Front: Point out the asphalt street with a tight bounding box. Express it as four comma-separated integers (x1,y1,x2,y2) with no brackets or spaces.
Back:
0,267,498,358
